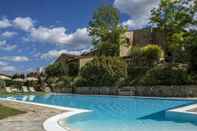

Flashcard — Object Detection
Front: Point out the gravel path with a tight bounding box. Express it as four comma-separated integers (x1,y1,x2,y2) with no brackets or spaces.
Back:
0,100,66,131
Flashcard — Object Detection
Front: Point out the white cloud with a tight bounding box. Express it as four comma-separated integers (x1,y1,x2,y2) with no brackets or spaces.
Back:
13,17,34,31
114,0,160,29
0,61,8,66
0,18,11,29
0,56,30,62
0,17,91,49
0,40,16,51
122,19,148,29
31,27,91,46
2,31,17,38
41,49,89,59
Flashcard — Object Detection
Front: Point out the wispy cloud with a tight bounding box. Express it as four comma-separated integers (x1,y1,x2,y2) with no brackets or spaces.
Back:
0,56,30,62
2,31,17,38
0,40,17,51
114,0,160,29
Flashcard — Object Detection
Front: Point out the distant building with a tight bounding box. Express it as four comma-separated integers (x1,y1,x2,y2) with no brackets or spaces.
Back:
55,28,165,72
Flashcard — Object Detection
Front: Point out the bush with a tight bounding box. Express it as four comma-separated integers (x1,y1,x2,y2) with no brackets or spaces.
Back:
140,64,192,85
142,44,164,66
127,66,149,85
73,76,89,87
128,45,164,66
60,76,73,88
46,77,59,86
128,47,144,65
80,57,127,86
46,76,73,92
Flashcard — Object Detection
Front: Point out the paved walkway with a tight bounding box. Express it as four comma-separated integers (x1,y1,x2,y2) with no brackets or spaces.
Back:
0,100,66,131
189,108,197,112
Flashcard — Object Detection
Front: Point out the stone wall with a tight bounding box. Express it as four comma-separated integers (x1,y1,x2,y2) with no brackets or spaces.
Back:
134,85,197,97
72,85,197,97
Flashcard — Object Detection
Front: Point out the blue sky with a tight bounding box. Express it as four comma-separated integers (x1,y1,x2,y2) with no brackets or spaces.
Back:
0,0,160,74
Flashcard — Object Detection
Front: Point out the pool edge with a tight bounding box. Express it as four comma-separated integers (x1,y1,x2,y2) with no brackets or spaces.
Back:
0,98,91,131
166,104,197,122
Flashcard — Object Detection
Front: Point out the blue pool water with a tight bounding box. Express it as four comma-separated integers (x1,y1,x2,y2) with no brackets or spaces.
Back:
4,94,197,131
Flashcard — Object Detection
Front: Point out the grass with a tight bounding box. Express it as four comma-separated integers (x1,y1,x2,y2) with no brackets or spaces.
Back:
0,104,25,119
0,90,46,97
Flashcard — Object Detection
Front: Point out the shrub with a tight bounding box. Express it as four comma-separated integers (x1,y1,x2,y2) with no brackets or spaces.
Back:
142,44,164,66
80,57,127,86
128,47,144,65
60,76,73,88
140,64,192,85
127,66,149,85
73,76,88,87
46,77,59,86
128,45,164,66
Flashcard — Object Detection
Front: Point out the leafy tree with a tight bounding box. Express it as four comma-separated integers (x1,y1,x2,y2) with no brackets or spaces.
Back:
12,74,25,79
96,41,119,56
187,31,197,72
45,61,79,77
45,62,68,77
88,5,127,56
150,0,196,62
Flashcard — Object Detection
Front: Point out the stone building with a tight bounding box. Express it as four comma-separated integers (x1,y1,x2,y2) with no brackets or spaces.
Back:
55,28,165,72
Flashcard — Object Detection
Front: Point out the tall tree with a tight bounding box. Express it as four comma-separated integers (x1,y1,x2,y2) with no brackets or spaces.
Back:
150,0,196,62
88,5,127,56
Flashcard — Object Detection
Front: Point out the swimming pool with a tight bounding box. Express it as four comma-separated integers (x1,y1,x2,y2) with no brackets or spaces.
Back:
4,94,197,131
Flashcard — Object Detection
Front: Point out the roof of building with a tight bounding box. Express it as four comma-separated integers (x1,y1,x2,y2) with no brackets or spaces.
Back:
55,53,80,63
55,48,96,63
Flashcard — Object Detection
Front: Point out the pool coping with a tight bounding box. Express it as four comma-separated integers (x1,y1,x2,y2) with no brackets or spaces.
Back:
165,103,197,122
0,98,91,131
50,93,197,101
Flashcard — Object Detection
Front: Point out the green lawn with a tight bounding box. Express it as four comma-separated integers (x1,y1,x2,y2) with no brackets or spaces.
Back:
0,105,25,119
0,90,46,97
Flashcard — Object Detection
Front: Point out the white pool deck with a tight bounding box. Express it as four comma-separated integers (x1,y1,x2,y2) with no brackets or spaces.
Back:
0,96,197,131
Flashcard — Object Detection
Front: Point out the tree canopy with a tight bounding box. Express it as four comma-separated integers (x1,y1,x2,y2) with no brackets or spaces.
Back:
88,5,127,56
150,0,197,62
